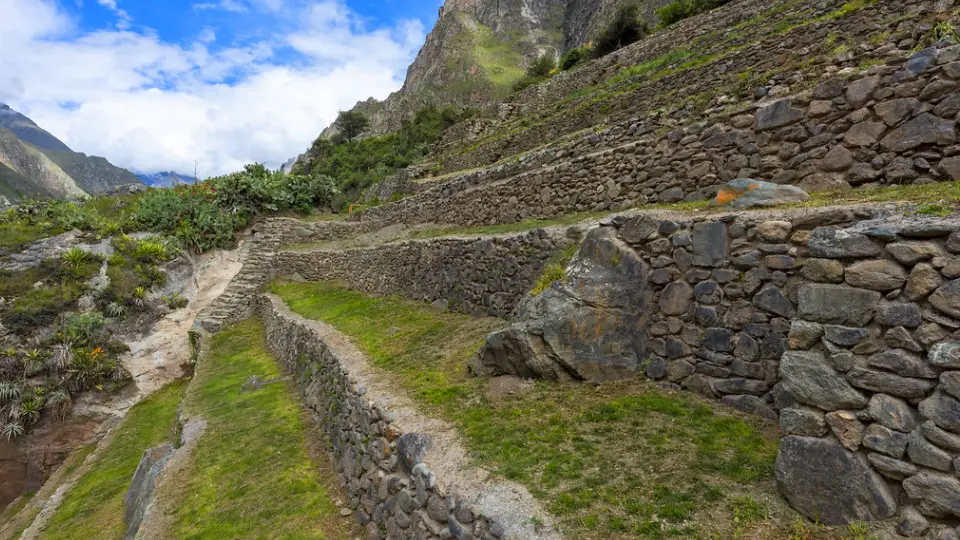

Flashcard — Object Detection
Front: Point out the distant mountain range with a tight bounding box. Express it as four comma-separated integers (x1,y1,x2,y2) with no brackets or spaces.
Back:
0,103,144,204
136,171,195,188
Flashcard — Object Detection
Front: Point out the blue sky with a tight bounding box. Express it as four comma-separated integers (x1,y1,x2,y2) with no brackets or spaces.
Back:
0,0,442,175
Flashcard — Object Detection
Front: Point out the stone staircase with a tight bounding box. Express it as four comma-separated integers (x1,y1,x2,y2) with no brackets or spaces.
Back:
194,222,283,333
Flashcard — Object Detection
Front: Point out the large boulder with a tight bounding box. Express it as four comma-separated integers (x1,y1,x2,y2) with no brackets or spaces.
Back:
776,436,897,525
470,226,649,382
711,178,810,209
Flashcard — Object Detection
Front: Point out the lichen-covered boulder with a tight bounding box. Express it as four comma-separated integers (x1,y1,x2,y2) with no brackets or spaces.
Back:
470,225,649,382
711,179,810,209
776,436,897,525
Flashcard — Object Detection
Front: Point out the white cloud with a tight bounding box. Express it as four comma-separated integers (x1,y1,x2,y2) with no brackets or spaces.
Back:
192,0,248,13
0,0,425,177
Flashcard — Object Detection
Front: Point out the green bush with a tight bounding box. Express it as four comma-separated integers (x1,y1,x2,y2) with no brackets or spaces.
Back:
299,106,466,207
512,54,558,92
560,46,590,70
656,0,732,27
132,164,337,252
592,4,650,58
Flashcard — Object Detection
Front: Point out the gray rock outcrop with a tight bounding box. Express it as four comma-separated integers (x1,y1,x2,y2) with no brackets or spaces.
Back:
470,225,649,382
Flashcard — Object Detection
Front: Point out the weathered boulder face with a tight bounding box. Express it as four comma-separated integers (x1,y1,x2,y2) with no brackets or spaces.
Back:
711,178,810,209
470,225,649,382
776,436,897,525
124,444,174,539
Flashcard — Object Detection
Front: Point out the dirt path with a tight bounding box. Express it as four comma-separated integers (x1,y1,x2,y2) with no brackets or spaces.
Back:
124,245,245,396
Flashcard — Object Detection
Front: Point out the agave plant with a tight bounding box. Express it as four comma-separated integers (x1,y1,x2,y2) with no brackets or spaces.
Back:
132,286,147,308
48,342,75,371
19,399,41,425
62,247,90,268
134,240,172,262
107,302,127,318
22,349,46,377
1,422,24,441
0,381,23,403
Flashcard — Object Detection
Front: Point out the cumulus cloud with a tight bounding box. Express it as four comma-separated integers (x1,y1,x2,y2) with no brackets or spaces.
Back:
0,0,425,177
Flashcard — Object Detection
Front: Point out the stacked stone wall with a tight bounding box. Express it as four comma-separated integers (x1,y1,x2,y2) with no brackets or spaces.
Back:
279,204,960,531
257,295,556,540
359,42,960,230
593,208,960,531
275,229,573,318
196,218,376,332
428,0,935,176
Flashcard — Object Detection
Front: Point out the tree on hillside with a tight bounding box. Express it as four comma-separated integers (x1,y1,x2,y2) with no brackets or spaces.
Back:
592,4,650,58
333,110,370,142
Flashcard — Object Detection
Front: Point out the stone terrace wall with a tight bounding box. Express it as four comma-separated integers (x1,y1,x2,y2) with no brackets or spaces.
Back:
359,42,960,229
428,0,936,176
257,296,556,540
269,217,380,246
195,218,377,332
592,208,960,530
274,229,574,318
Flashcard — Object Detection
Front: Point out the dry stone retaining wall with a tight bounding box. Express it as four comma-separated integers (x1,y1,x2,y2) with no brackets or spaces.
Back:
257,295,557,540
360,38,960,229
428,0,939,176
543,207,960,532
274,229,574,318
195,218,375,332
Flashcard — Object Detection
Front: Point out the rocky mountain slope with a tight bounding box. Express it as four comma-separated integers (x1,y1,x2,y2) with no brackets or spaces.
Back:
318,0,668,141
0,104,143,199
0,128,85,201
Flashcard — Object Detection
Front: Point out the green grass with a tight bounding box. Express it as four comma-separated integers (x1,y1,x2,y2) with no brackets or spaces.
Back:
470,19,527,94
168,319,356,539
530,244,579,296
43,380,187,539
0,221,63,252
267,281,806,538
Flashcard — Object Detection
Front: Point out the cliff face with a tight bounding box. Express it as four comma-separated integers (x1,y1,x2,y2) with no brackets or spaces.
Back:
320,0,668,139
0,103,143,199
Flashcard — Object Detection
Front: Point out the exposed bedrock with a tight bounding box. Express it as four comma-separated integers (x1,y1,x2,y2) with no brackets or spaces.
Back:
470,225,650,382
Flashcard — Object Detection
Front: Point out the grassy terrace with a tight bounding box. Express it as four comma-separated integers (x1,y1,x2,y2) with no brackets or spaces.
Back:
168,320,360,539
38,320,359,540
43,381,188,539
431,0,894,173
268,281,871,539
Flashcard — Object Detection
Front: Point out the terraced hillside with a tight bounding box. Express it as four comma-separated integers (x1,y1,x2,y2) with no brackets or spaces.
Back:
6,0,960,538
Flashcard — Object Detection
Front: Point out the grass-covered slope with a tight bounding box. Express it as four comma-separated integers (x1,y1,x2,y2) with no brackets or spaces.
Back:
267,281,853,539
166,320,357,539
37,319,359,539
42,381,187,539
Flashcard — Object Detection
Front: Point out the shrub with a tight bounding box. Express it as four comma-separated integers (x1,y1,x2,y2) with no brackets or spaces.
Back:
512,53,558,92
132,164,337,252
593,4,650,58
560,46,590,70
656,0,733,28
303,106,464,204
163,292,189,310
